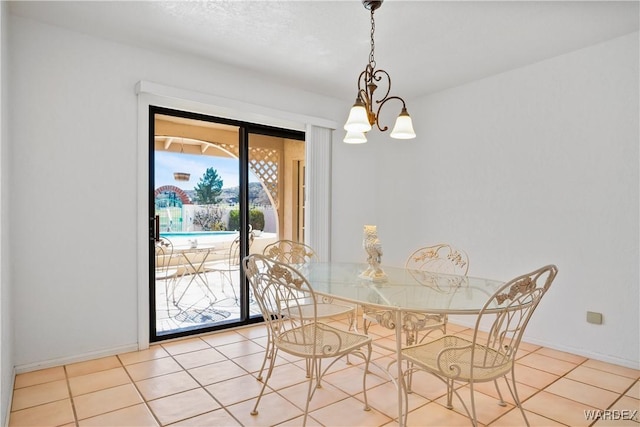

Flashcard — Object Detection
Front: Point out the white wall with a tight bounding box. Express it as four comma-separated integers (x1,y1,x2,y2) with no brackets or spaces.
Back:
0,2,14,425
6,10,638,384
8,15,345,369
340,33,639,367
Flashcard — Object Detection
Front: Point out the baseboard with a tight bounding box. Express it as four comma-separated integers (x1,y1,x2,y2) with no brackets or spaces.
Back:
14,343,140,374
3,366,15,427
448,317,639,370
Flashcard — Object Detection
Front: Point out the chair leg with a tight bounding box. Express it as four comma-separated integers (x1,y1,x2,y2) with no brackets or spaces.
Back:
445,378,454,409
251,345,277,416
494,379,507,406
361,343,372,411
257,329,273,382
469,382,479,427
302,358,318,427
505,370,531,427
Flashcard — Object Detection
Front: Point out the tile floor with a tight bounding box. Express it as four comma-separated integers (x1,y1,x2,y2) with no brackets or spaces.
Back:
8,316,640,427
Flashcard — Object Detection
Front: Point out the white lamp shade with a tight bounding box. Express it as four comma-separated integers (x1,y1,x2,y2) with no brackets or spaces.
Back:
390,109,416,139
343,131,367,144
344,104,372,132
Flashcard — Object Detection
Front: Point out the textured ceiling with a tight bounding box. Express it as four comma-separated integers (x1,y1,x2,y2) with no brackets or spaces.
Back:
9,1,640,101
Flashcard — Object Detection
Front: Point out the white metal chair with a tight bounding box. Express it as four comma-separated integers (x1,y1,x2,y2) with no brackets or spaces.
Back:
399,264,558,427
203,233,254,303
260,239,356,380
155,237,180,314
243,254,373,427
363,243,469,345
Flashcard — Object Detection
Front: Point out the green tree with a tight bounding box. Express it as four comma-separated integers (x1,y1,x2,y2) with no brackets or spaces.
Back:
194,167,223,205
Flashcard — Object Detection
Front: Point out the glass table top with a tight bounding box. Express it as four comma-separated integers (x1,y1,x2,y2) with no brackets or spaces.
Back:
298,262,505,314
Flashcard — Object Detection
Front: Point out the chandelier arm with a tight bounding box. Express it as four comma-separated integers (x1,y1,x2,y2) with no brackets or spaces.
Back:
371,69,391,106
373,95,407,132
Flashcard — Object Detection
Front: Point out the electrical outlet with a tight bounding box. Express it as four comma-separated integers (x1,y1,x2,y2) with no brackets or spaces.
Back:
586,311,603,325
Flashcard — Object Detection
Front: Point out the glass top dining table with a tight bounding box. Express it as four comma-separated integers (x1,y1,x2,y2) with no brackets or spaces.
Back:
298,262,505,314
296,261,506,426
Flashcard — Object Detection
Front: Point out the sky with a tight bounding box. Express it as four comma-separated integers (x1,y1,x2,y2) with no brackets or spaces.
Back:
155,151,250,190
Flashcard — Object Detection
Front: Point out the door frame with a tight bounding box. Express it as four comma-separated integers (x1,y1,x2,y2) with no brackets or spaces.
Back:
136,81,335,349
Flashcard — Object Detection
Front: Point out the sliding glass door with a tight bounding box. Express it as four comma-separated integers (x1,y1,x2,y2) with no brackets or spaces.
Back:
149,106,305,341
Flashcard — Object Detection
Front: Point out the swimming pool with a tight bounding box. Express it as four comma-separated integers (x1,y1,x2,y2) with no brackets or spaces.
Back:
160,231,237,238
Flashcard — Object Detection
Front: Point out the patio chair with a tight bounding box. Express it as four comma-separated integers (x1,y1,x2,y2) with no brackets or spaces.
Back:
362,243,469,345
259,239,356,381
155,237,180,314
242,254,372,427
399,264,558,427
203,232,254,303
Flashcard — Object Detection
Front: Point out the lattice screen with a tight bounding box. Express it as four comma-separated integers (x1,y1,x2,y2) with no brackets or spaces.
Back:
214,142,280,208
248,147,280,209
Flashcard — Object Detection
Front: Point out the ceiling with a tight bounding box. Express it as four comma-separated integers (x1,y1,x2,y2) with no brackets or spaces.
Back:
8,1,639,101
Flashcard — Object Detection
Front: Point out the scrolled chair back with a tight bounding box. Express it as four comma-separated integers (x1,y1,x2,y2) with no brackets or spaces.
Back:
262,239,317,265
243,254,343,358
441,264,558,380
405,243,469,275
405,243,469,290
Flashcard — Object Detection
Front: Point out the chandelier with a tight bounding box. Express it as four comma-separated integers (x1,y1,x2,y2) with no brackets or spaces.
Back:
344,0,416,144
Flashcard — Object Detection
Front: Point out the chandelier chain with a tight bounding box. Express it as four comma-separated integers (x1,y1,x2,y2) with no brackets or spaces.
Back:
369,8,376,69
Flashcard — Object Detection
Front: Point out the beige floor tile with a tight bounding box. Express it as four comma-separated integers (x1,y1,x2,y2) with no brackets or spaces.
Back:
172,347,226,370
567,366,636,394
9,399,74,427
11,379,69,411
168,408,241,426
8,325,638,427
625,381,640,399
253,361,309,391
200,330,246,347
535,347,589,364
214,339,265,359
68,367,131,396
227,391,304,426
147,388,220,425
491,408,565,426
77,403,159,426
358,380,428,419
118,346,169,366
518,341,543,353
235,325,269,340
518,352,579,376
469,378,538,405
73,383,143,420
435,387,515,426
230,350,280,375
593,417,640,426
513,363,560,390
310,396,393,427
446,323,470,334
323,365,387,396
524,390,597,426
405,401,477,426
403,369,450,400
278,381,350,412
65,356,122,378
205,373,271,406
160,337,211,355
608,395,640,414
188,359,250,386
125,356,184,381
136,371,200,401
582,359,640,380
276,413,323,426
546,377,620,410
14,366,66,389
